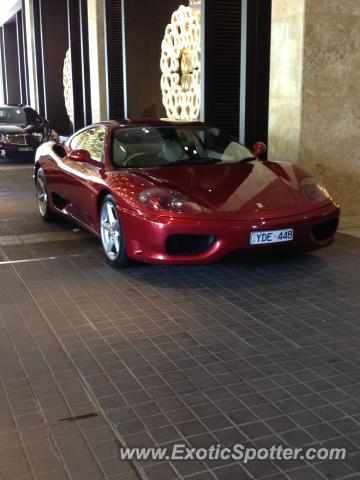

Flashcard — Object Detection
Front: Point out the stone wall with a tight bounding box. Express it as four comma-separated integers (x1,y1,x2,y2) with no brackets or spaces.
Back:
269,0,360,215
268,0,305,165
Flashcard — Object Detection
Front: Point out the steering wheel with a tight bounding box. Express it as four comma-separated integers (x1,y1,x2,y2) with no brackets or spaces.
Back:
122,152,149,167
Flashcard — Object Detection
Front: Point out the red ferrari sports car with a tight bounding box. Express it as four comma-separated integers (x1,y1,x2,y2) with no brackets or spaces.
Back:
34,120,340,267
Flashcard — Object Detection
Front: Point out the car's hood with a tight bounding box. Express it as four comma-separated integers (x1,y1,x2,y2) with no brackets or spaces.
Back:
0,122,45,134
0,124,28,133
111,161,333,221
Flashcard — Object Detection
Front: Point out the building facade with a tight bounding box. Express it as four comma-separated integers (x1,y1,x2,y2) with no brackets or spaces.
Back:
0,0,271,145
1,0,359,214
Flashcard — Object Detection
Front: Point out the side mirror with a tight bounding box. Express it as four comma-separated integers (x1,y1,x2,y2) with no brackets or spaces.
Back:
68,149,92,163
252,142,267,157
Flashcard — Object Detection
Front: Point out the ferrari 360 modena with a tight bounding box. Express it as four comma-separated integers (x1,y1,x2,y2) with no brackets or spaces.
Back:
34,120,340,267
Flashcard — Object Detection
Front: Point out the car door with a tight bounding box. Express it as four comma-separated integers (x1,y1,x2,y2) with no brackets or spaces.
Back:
59,126,106,231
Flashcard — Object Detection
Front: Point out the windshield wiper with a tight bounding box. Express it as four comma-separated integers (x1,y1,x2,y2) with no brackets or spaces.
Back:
164,158,221,166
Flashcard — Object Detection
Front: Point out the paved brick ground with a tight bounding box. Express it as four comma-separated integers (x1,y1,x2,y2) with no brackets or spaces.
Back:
1,163,360,479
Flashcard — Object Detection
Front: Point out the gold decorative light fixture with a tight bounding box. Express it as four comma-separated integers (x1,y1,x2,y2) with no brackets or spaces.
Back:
63,49,74,125
160,4,201,121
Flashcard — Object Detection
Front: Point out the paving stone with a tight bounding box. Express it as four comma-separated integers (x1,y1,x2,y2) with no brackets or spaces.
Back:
287,466,325,480
315,460,354,479
0,460,32,480
213,463,251,479
144,461,179,480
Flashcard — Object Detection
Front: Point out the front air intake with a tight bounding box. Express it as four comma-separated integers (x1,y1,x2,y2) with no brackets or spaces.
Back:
166,235,216,255
312,218,339,242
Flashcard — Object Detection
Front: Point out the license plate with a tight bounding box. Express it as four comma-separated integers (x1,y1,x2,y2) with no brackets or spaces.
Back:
19,147,33,152
250,228,294,245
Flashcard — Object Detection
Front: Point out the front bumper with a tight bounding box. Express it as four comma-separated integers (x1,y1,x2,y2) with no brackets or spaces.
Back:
121,203,340,265
0,144,38,158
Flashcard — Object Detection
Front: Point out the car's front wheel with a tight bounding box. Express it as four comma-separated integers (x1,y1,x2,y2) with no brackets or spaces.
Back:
100,195,132,267
36,168,54,221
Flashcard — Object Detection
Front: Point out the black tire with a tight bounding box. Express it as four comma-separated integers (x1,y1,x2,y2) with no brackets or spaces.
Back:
99,195,133,268
35,167,55,221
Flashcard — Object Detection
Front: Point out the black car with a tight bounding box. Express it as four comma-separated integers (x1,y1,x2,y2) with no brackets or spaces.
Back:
0,104,58,159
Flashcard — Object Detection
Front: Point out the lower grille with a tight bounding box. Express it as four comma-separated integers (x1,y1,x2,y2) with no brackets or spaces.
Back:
312,218,339,242
166,234,216,255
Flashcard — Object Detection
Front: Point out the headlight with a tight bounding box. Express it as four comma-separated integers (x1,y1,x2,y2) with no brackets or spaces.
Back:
138,188,202,214
300,178,331,203
30,132,43,141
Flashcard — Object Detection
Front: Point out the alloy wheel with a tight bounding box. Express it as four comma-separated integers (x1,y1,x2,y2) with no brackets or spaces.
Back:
100,201,121,260
36,172,48,216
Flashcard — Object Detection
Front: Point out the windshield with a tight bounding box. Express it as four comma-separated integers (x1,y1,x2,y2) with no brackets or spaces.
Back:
111,126,255,168
0,108,27,124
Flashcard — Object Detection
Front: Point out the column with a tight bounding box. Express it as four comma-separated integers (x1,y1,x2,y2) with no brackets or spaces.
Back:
23,0,39,109
87,0,108,122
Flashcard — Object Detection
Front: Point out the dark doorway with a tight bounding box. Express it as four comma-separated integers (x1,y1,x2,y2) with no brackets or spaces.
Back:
204,0,271,149
204,0,242,139
124,0,185,119
67,0,92,131
32,0,70,134
1,19,21,105
16,10,29,105
245,0,272,150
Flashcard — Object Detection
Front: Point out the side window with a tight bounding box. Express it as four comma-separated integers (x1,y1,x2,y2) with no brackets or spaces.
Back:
83,127,105,162
70,127,106,162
